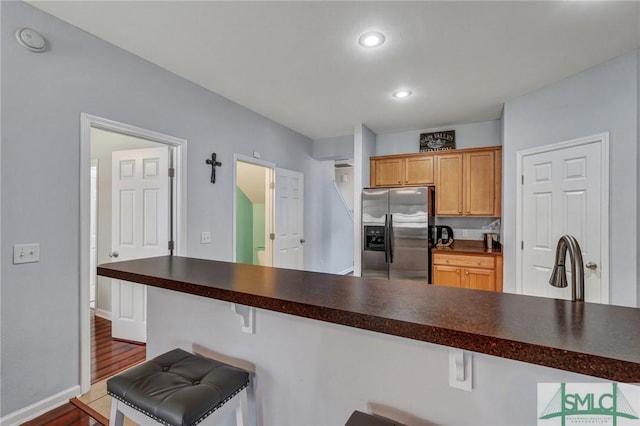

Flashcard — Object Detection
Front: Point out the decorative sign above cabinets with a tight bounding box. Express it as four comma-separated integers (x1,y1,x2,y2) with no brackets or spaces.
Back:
420,130,456,152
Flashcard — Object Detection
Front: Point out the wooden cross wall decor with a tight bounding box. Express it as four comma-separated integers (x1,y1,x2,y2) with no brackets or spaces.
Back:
205,153,222,184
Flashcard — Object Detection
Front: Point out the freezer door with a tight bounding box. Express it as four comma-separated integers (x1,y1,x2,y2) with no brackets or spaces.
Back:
389,187,431,282
362,188,389,279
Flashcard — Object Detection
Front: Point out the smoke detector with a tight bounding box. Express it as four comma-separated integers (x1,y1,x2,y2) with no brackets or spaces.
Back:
15,28,47,53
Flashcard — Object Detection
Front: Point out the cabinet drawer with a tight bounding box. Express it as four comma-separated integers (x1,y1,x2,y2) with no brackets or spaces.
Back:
432,253,494,269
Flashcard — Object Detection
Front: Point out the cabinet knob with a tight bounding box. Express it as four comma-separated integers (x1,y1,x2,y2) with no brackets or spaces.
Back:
465,271,469,275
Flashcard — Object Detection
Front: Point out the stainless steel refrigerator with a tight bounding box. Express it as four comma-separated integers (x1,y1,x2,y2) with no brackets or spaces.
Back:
362,187,434,282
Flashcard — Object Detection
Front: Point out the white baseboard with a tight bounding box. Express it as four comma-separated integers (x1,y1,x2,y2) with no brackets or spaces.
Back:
0,385,80,426
95,308,112,320
338,266,354,275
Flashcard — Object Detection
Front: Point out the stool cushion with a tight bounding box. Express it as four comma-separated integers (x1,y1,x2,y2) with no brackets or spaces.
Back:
107,348,249,426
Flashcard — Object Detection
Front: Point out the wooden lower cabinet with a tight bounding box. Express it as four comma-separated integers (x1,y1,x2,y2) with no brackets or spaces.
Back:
432,253,502,292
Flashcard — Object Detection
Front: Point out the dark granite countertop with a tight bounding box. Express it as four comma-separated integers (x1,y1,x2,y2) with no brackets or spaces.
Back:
432,240,502,256
98,256,640,382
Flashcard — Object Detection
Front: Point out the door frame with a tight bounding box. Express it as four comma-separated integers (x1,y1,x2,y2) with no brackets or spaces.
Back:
90,160,98,310
515,132,609,302
232,153,275,264
79,113,188,393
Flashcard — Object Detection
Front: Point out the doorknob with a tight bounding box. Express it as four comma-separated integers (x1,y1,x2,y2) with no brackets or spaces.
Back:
109,251,119,258
585,262,597,270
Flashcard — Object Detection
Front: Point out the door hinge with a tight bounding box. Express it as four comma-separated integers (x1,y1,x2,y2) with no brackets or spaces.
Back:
168,167,175,178
521,241,524,250
270,182,275,189
521,175,524,185
168,240,175,250
269,233,275,240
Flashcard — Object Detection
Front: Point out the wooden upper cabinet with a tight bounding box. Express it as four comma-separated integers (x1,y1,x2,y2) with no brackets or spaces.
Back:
435,147,501,217
464,151,495,216
371,155,434,187
372,158,403,187
435,154,463,215
405,155,434,185
370,147,501,217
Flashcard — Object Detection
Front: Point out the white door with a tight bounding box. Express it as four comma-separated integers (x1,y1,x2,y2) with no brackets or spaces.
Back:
519,136,608,303
274,168,304,270
111,147,170,342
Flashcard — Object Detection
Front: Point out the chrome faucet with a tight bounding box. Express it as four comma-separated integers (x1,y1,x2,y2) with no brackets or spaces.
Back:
549,235,585,301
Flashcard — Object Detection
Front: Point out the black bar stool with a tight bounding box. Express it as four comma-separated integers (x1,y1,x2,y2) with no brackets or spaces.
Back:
107,348,252,426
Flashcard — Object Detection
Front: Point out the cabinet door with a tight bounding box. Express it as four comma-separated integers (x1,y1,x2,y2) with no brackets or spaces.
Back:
435,154,463,215
464,267,496,291
464,151,495,216
405,156,434,185
432,265,462,287
373,158,403,187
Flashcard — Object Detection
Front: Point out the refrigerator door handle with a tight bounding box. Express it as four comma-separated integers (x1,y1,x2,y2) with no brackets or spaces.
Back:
384,214,389,263
388,214,394,264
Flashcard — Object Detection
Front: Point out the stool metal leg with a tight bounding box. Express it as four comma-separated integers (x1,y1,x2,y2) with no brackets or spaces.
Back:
235,387,249,426
109,399,124,426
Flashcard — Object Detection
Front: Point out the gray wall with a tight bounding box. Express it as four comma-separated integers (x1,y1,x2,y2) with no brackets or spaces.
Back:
0,1,325,416
503,51,638,307
376,120,502,156
320,161,354,273
361,125,376,188
312,134,353,160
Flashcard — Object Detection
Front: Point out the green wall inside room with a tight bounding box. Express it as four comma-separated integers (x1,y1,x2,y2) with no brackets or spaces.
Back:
236,187,253,264
236,188,266,265
253,203,265,264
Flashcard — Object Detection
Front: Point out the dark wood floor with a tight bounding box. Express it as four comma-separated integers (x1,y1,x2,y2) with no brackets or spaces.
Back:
22,403,100,426
23,314,146,425
92,314,146,382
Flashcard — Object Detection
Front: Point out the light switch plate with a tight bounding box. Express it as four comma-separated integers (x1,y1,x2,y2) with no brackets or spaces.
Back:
449,348,473,391
13,243,40,264
201,232,211,244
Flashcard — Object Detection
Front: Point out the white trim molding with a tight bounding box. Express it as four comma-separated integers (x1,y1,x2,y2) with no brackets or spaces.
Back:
0,385,81,426
79,113,188,393
338,266,355,275
95,308,112,321
515,132,610,303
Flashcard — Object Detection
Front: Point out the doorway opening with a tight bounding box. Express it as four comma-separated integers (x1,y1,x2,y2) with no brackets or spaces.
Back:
80,114,187,393
233,156,275,267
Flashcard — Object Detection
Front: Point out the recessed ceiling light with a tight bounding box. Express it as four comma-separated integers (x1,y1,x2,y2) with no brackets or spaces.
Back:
358,32,385,48
392,90,412,99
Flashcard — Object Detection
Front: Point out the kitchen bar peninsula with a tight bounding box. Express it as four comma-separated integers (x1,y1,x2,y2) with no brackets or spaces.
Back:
98,256,640,425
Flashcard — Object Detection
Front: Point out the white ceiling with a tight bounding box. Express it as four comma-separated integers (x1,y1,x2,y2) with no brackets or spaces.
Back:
29,1,640,140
